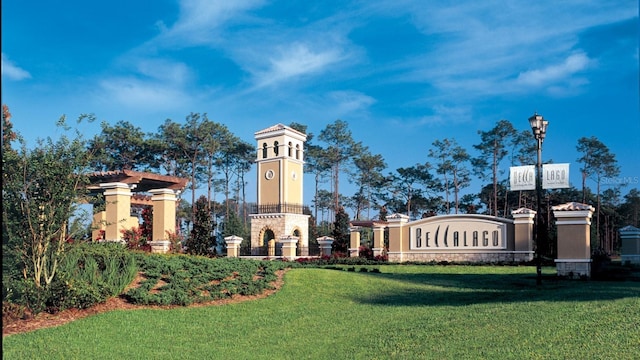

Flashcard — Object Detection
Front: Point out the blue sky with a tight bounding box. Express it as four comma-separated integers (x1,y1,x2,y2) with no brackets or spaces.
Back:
2,0,639,207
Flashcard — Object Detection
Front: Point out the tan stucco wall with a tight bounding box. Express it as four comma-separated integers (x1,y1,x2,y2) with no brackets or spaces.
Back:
553,208,593,261
557,223,591,259
102,183,132,241
128,216,140,230
257,161,281,205
513,220,534,252
388,217,410,256
372,225,385,249
282,161,303,204
150,189,177,241
350,229,361,249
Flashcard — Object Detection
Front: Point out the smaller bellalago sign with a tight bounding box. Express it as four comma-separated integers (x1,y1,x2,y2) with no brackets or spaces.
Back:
510,163,570,190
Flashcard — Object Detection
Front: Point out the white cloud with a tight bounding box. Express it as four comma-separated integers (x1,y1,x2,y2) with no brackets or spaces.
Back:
1,53,31,80
135,58,192,84
98,77,192,111
372,1,635,99
154,0,265,47
327,90,376,115
93,54,198,111
131,0,360,97
410,105,473,127
517,52,592,86
252,43,345,88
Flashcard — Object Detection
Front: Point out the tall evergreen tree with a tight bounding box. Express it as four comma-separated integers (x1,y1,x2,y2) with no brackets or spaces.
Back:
319,120,362,217
87,120,153,171
382,163,438,218
185,196,215,256
222,209,249,241
429,138,471,214
472,120,517,217
619,189,640,227
352,149,387,220
576,136,620,251
157,114,211,224
331,206,351,254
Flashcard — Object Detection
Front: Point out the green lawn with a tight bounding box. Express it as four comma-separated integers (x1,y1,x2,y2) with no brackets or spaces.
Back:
3,265,639,359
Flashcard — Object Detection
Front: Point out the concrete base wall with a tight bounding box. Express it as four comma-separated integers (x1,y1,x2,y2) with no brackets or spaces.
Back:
620,255,640,265
555,260,591,279
149,240,171,254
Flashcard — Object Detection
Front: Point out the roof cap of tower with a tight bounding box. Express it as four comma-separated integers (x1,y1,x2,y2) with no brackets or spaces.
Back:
254,123,307,141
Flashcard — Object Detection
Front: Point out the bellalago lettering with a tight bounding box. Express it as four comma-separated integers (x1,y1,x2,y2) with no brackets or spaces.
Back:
414,226,502,248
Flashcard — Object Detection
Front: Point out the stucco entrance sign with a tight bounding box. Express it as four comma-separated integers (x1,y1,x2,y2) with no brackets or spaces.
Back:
386,211,534,263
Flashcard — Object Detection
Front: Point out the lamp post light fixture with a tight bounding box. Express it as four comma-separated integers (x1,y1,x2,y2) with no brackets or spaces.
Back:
529,112,548,286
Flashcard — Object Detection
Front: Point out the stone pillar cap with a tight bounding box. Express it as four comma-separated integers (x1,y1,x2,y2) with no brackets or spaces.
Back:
99,182,131,189
511,208,536,215
620,225,639,231
551,202,594,212
619,225,640,234
387,213,409,223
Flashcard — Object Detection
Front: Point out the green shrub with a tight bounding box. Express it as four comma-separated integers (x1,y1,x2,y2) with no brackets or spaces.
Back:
124,254,290,306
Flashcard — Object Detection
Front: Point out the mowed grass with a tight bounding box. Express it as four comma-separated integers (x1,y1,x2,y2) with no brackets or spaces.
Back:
3,265,639,359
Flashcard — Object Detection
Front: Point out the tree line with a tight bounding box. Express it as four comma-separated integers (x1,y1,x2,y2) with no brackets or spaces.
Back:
4,105,639,264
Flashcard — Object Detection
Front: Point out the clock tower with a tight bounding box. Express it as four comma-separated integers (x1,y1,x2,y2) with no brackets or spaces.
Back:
250,124,309,255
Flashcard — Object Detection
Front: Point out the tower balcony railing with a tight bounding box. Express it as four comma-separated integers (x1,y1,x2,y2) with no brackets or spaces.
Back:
250,202,307,215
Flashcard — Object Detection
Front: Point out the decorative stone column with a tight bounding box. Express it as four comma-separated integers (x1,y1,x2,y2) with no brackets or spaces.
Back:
268,239,276,257
372,223,386,257
552,202,595,278
619,225,640,265
100,182,132,242
225,235,243,258
511,208,536,262
148,188,177,253
349,227,361,257
279,235,298,258
317,236,334,257
387,213,409,262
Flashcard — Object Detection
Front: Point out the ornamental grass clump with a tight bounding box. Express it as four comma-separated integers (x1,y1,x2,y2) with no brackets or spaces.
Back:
3,242,137,316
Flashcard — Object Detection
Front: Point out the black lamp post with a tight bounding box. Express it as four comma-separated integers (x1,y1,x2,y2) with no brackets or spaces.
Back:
529,113,548,286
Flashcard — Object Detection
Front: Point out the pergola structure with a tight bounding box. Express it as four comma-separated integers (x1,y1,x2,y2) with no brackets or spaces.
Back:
87,170,188,253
